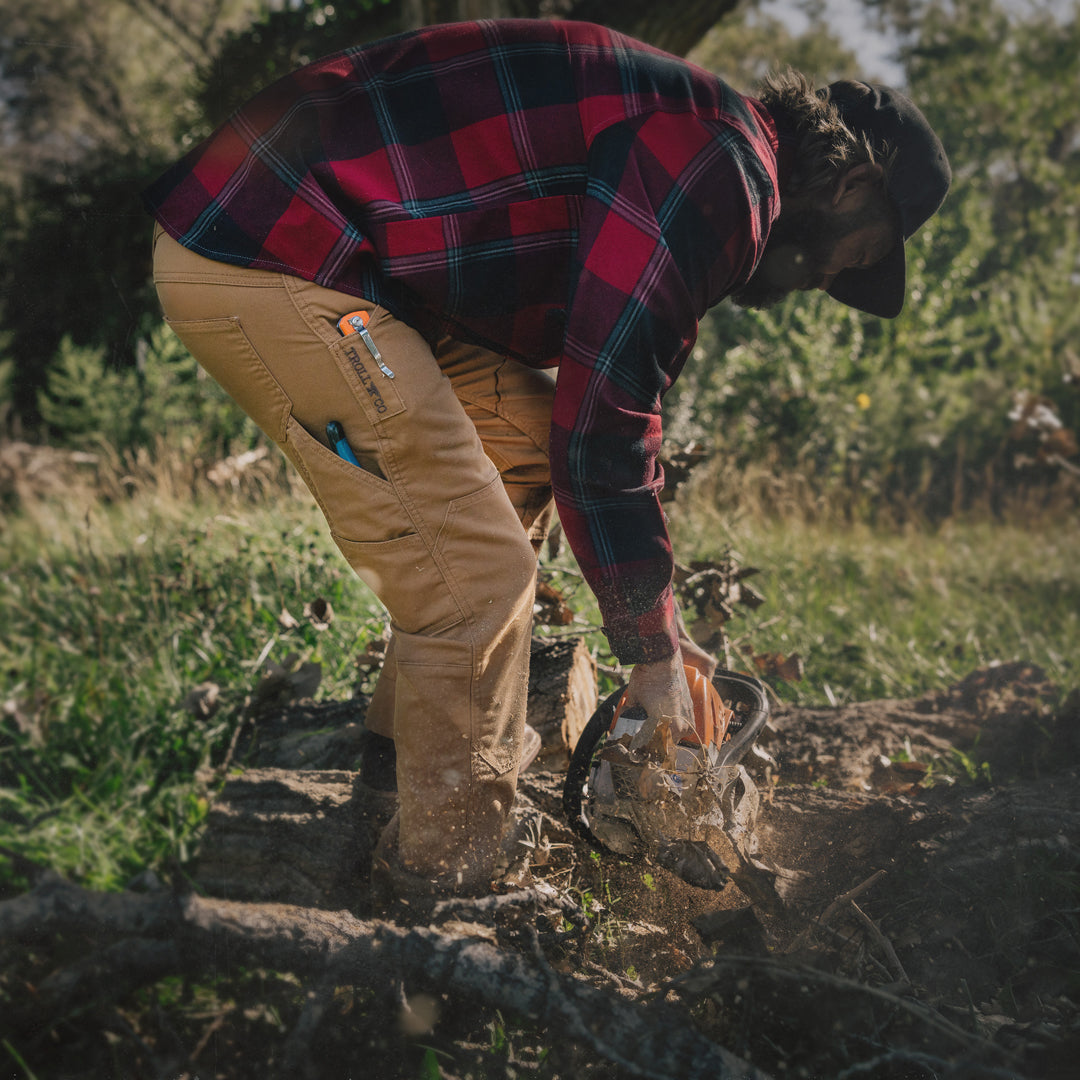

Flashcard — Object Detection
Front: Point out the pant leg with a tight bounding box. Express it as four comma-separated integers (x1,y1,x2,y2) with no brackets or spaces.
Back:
364,341,556,744
152,227,543,892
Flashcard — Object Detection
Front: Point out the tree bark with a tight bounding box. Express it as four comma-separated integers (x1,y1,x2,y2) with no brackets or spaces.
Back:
527,634,598,767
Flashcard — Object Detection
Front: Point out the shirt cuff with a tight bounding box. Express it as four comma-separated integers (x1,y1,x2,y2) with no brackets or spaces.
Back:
602,585,680,665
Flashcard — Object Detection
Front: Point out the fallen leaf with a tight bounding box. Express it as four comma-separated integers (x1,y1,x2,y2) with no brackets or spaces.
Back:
658,443,710,504
748,650,805,683
249,655,323,713
180,682,220,720
304,597,333,630
354,638,387,675
534,579,574,626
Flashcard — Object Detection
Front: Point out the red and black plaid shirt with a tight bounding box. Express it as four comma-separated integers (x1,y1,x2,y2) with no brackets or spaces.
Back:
144,19,782,663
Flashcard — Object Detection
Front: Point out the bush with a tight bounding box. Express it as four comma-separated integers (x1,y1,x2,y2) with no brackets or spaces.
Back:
37,322,258,459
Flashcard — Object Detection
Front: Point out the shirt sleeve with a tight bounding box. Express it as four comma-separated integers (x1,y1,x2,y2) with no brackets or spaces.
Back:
550,114,770,664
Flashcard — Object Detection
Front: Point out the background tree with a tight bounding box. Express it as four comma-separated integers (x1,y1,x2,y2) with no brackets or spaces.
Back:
665,0,1080,516
0,0,737,430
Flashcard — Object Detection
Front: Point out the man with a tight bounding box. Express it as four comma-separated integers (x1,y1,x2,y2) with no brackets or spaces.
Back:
144,19,949,906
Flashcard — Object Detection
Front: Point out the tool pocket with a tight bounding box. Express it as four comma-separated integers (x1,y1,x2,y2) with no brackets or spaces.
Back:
282,416,409,539
327,327,406,426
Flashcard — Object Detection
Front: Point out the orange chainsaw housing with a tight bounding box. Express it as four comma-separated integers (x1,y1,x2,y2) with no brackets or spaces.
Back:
610,664,733,749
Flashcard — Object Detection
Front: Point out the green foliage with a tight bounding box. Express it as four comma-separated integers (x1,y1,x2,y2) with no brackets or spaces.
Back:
0,152,168,422
37,323,256,457
0,488,386,892
672,0,1080,515
690,2,860,86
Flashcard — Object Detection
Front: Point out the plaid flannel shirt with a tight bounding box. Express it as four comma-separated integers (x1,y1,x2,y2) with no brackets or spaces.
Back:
143,19,781,663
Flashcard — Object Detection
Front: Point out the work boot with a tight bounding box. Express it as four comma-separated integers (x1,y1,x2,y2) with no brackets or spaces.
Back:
369,812,491,922
357,729,398,793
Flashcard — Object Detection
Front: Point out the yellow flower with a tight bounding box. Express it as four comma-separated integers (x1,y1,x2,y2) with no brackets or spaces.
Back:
856,392,872,411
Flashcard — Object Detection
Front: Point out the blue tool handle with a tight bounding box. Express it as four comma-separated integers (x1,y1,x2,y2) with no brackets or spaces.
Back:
326,421,360,466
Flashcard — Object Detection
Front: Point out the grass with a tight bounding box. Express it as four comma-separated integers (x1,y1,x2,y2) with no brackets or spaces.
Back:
1,452,1078,895
0,473,386,894
683,513,1080,707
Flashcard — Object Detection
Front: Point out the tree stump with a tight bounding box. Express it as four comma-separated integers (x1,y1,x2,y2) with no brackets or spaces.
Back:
526,635,598,767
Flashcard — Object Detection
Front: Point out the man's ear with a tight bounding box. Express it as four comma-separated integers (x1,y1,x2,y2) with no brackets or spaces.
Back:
832,161,886,211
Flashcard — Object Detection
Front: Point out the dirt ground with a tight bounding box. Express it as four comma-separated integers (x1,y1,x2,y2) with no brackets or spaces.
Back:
505,660,1080,1078
4,661,1078,1079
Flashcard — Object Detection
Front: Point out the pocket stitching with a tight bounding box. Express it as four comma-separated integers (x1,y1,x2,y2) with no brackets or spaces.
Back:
165,315,292,442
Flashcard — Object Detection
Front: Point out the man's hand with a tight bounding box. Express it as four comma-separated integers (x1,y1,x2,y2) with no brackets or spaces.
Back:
624,652,695,740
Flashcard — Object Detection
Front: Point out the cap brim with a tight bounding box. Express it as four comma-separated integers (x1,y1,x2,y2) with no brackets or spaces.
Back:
826,238,906,318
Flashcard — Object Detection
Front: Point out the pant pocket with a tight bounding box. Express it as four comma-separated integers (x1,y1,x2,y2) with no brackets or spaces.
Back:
282,415,410,538
334,530,465,637
165,315,291,443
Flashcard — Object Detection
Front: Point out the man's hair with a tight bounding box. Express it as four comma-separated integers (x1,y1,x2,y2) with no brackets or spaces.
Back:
757,69,894,198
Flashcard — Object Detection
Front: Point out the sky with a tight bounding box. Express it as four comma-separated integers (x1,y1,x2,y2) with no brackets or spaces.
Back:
759,0,907,84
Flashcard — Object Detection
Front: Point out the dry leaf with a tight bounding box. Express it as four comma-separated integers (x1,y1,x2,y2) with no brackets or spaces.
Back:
658,443,710,504
748,650,805,683
180,681,220,720
249,654,323,713
354,638,388,675
304,597,333,630
533,579,574,626
3,696,44,746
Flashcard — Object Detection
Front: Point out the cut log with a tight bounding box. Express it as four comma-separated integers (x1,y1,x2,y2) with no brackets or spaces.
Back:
191,769,392,910
526,635,599,767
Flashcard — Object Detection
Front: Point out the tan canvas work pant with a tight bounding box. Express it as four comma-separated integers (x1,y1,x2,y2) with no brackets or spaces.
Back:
152,227,555,893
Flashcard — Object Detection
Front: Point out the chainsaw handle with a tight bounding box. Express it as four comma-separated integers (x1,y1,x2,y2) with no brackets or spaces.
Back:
562,685,626,852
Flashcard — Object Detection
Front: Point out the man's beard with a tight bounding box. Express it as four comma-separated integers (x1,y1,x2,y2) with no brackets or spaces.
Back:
731,203,855,311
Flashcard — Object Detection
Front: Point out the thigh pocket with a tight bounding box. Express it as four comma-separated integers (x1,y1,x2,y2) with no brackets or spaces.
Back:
328,333,406,425
166,316,291,443
282,416,411,543
284,420,464,636
334,530,464,637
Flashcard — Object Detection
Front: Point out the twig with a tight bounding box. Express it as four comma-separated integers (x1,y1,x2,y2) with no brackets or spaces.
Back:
282,971,339,1078
836,1049,1026,1079
190,1004,234,1065
789,869,889,952
848,901,910,986
818,869,888,928
664,955,995,1057
217,707,249,777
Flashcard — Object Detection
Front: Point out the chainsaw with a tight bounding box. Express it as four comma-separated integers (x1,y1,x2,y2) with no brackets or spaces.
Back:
562,666,770,890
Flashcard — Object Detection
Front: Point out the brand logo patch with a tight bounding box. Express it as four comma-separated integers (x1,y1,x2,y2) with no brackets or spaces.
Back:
343,343,389,415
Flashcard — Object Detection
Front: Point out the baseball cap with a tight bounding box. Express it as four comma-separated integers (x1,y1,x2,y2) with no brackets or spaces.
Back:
822,81,951,318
